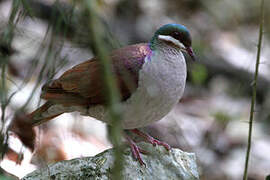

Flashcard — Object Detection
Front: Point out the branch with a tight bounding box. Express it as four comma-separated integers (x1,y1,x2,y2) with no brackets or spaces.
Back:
243,0,264,179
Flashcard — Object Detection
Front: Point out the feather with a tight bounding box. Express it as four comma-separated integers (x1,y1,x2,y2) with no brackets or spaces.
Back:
41,43,151,105
9,43,151,151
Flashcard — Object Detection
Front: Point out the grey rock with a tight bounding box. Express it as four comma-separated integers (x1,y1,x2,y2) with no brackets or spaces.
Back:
22,142,199,180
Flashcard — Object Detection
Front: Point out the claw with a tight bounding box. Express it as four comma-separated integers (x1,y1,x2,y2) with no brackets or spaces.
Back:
138,147,148,155
131,129,171,151
124,128,171,166
125,135,146,166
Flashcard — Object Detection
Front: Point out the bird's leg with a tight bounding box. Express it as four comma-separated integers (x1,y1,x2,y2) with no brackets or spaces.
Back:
130,129,171,150
125,134,147,166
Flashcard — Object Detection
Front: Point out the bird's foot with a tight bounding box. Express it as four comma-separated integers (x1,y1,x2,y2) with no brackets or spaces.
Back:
125,128,171,165
125,135,147,166
131,129,171,151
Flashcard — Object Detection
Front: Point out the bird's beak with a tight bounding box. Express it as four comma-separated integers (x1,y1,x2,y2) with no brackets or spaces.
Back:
186,47,196,61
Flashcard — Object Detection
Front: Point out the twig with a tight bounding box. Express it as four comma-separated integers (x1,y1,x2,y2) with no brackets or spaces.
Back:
84,1,124,180
0,64,6,131
0,0,21,159
243,0,264,179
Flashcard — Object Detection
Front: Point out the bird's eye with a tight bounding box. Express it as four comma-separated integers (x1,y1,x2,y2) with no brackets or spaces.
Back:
173,31,180,37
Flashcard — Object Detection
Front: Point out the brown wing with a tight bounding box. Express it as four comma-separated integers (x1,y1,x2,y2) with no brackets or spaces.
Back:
41,43,151,105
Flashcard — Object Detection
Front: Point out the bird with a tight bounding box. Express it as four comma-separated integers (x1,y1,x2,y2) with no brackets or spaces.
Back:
9,23,196,165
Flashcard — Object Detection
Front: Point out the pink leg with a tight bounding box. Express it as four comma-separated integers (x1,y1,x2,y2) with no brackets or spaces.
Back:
130,129,171,150
125,135,147,166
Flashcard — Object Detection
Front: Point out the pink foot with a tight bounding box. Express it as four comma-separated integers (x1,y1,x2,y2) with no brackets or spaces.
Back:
131,129,171,151
125,135,147,166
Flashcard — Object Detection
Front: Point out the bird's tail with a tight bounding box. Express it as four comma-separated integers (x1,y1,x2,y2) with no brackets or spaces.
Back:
28,101,63,126
8,101,63,151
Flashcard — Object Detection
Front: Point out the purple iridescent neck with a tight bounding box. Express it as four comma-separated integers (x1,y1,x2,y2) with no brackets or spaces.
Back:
122,44,152,73
147,43,153,58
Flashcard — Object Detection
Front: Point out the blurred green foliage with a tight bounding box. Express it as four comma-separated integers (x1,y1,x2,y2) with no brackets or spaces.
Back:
213,111,232,124
190,64,208,85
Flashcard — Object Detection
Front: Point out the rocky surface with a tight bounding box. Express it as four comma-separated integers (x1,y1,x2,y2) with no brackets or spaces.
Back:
23,142,199,180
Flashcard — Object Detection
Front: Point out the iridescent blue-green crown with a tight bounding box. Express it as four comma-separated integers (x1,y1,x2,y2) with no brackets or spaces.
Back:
150,23,192,49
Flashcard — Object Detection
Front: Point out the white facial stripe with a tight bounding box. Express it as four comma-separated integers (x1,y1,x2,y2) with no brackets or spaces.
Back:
158,35,186,49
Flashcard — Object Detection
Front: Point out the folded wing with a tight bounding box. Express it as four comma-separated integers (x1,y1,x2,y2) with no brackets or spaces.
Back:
41,43,150,106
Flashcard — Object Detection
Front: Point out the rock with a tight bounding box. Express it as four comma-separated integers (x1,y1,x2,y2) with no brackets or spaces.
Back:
22,142,199,180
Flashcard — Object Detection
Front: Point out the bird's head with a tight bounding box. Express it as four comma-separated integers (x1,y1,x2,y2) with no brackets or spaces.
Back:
150,24,196,61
